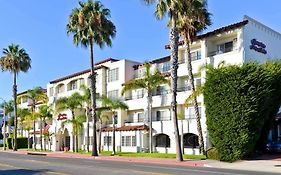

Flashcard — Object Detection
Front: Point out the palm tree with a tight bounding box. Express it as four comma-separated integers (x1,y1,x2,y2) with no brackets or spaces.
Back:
122,63,168,153
79,84,92,152
142,0,184,161
61,115,86,153
38,105,53,151
18,87,47,150
55,92,83,152
0,100,14,150
17,108,30,137
178,0,211,154
67,0,116,156
0,44,31,151
100,96,128,155
96,110,109,153
24,116,32,150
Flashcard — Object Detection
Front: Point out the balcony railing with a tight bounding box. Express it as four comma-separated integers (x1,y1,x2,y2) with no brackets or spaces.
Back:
124,93,144,101
177,86,191,92
126,117,145,123
152,115,171,121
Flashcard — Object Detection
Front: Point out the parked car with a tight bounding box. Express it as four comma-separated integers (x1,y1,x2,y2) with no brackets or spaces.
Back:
266,141,281,153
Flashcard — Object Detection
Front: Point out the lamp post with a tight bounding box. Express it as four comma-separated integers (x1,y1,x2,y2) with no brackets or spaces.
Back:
0,98,6,150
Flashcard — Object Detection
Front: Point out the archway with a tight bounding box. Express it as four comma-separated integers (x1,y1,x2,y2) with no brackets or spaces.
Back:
183,133,199,148
155,134,170,148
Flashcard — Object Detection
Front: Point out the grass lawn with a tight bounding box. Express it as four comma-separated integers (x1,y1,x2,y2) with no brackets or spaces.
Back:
74,151,206,160
17,148,52,152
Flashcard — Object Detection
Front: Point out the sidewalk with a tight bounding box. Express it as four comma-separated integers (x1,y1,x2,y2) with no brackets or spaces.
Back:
1,150,205,167
2,150,281,174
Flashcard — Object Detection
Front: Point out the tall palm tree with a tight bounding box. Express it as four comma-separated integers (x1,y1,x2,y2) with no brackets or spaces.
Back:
100,96,128,155
38,105,53,151
24,115,32,150
79,84,92,152
18,87,48,150
0,44,31,151
67,0,116,156
96,110,109,153
55,92,83,152
0,100,14,150
178,0,211,154
122,63,168,153
143,0,184,161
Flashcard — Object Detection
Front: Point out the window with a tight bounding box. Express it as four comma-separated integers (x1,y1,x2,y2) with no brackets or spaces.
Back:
217,41,233,54
22,97,28,103
186,107,201,119
155,86,168,95
57,84,65,94
190,50,201,61
155,134,170,147
137,112,144,122
162,62,171,72
183,133,199,148
85,136,93,145
108,90,119,99
155,111,170,121
196,78,201,87
108,68,119,82
103,136,112,146
126,136,131,146
67,80,77,91
121,136,136,147
132,136,136,146
135,68,145,78
49,87,54,96
80,79,85,86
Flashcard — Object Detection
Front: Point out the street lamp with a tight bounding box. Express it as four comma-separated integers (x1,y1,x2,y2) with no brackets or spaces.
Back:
0,97,6,151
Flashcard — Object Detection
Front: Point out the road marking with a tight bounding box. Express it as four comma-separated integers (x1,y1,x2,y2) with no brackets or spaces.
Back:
45,171,71,175
23,159,49,164
133,164,247,175
131,170,174,175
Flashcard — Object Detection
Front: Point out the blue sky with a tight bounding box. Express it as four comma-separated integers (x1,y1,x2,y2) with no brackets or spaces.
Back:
0,0,281,101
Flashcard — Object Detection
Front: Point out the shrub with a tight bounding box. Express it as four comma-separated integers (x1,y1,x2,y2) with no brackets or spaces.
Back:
6,138,12,149
16,137,28,149
203,62,281,162
206,147,220,160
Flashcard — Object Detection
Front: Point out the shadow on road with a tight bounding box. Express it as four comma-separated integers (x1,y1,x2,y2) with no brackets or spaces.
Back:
0,169,51,175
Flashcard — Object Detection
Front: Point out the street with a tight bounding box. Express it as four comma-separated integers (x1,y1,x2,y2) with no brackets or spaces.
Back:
0,152,279,175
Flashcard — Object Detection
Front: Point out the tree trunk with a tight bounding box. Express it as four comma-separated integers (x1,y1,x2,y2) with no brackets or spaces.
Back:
89,40,98,156
43,118,46,151
147,90,153,153
86,108,90,152
185,39,205,154
40,117,43,151
112,114,116,155
71,111,76,152
3,109,6,150
98,120,102,153
181,119,184,155
27,132,30,150
75,132,79,153
13,72,18,151
33,114,36,151
169,13,183,161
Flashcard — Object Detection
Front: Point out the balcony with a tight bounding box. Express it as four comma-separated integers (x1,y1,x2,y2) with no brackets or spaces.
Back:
177,86,191,92
153,90,169,96
152,115,171,121
124,93,145,101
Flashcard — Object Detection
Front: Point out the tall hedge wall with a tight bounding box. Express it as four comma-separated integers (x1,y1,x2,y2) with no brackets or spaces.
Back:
203,62,281,162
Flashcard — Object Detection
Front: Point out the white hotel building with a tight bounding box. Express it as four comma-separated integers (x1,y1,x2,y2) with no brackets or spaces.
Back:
46,16,281,154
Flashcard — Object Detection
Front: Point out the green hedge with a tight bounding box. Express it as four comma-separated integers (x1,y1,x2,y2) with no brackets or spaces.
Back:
5,137,28,149
203,62,281,162
206,147,219,160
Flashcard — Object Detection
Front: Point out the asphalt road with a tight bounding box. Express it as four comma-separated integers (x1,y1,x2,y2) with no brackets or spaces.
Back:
0,152,279,175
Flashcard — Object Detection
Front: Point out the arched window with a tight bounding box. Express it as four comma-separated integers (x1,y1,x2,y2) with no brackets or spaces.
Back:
155,134,170,147
183,133,199,148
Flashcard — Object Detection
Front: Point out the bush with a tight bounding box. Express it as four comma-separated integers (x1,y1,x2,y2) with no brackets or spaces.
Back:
16,137,28,149
0,133,3,140
206,147,220,160
5,137,28,149
203,62,281,162
6,138,12,149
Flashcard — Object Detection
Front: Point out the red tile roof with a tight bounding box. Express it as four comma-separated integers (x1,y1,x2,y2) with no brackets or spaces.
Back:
50,58,118,84
165,20,249,49
101,125,149,132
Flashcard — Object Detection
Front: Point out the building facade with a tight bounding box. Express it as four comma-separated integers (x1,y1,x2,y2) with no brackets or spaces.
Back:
46,16,281,154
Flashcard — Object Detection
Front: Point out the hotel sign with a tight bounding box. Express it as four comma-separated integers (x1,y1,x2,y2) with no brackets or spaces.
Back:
250,39,267,54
